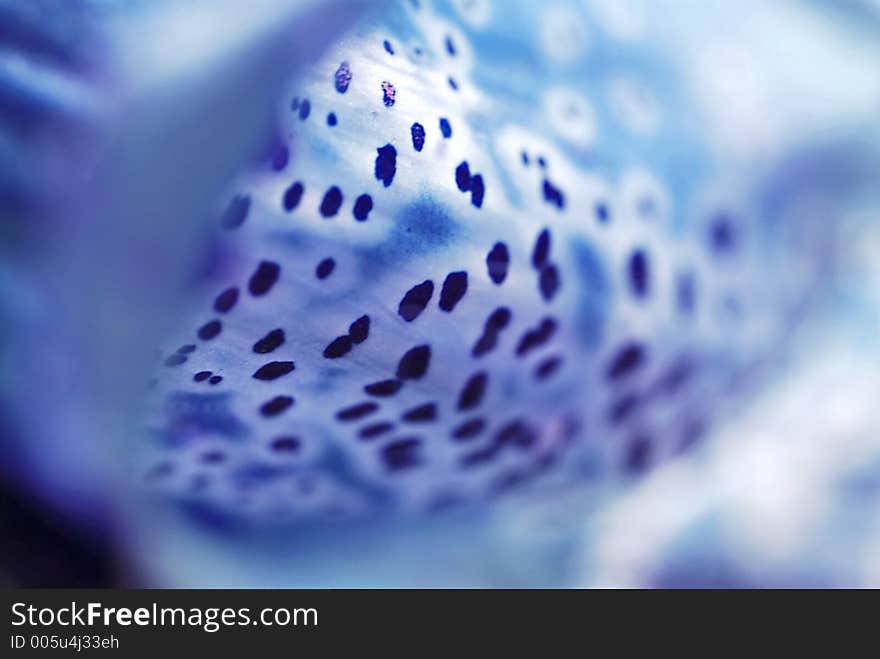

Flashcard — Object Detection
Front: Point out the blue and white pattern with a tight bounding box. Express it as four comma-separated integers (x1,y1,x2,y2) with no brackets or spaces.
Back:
2,0,880,586
140,0,855,521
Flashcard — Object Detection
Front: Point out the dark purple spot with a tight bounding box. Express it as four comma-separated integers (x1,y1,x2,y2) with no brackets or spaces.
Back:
323,335,353,359
381,81,396,107
539,264,560,301
348,315,370,344
471,333,497,358
260,395,294,417
624,435,652,474
272,145,289,171
445,35,456,56
486,242,509,284
460,444,498,468
542,178,565,209
496,419,538,449
319,186,343,217
472,308,511,357
595,201,610,223
336,402,379,421
283,181,304,211
375,144,397,187
327,112,337,126
271,436,301,452
628,249,649,298
532,229,551,269
411,122,425,152
607,393,640,425
607,342,646,381
316,258,335,279
248,260,280,297
334,61,352,93
382,438,422,471
214,287,239,313
383,39,395,55
298,98,311,120
491,469,531,493
222,194,250,229
208,375,222,385
653,357,695,397
201,450,226,464
253,328,285,354
398,280,434,321
515,317,557,357
193,371,212,382
709,214,737,253
469,174,484,207
487,307,512,329
353,193,373,221
448,76,458,91
439,271,467,312
535,356,562,380
359,422,394,440
396,344,431,380
457,371,487,410
455,161,471,192
253,361,295,381
365,379,403,397
198,319,222,341
402,402,436,423
439,117,452,138
452,417,485,441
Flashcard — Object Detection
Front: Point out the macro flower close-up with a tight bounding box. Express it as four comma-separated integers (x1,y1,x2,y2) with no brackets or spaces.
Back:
1,0,880,592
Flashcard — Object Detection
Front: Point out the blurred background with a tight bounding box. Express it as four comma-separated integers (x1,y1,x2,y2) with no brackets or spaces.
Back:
1,0,879,587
